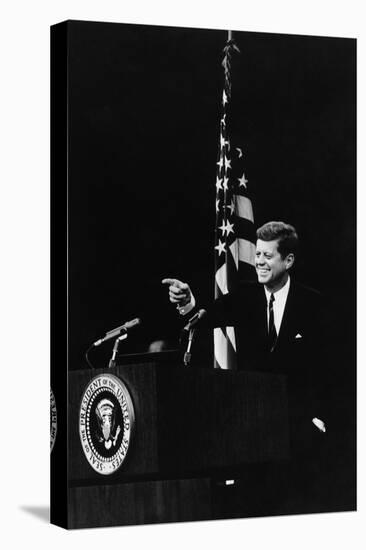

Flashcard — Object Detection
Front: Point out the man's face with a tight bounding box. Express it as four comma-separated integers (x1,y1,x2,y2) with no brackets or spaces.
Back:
255,239,294,290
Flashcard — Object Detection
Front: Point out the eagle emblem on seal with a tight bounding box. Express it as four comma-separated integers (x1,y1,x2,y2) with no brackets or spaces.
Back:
95,398,121,450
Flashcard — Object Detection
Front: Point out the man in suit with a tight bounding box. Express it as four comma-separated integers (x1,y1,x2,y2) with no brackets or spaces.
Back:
163,221,330,513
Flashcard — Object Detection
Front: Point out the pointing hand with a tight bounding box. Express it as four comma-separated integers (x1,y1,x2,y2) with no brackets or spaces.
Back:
162,278,192,307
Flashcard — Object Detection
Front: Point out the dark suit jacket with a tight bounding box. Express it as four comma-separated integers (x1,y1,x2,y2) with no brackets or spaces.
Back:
203,280,330,456
195,281,346,513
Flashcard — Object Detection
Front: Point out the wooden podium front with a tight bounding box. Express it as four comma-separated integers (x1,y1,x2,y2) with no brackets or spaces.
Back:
67,354,290,528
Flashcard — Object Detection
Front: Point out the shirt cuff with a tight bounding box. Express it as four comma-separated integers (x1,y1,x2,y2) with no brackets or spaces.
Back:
176,294,196,316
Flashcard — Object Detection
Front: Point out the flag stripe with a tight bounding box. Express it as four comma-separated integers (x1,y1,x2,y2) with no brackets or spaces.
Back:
215,263,228,295
238,238,256,265
229,241,239,269
226,326,237,351
232,215,257,242
214,327,237,369
235,195,254,221
226,242,239,288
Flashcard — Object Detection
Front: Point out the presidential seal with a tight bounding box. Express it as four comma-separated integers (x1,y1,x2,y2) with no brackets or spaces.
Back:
79,374,135,475
50,388,57,452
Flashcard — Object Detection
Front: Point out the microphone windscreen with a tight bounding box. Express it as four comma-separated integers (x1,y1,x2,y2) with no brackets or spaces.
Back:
125,317,142,330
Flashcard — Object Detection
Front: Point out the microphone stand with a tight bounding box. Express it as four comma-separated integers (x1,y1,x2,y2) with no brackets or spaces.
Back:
183,327,196,367
108,332,128,369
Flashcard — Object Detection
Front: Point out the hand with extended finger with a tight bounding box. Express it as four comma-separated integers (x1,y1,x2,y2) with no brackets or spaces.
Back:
161,278,192,307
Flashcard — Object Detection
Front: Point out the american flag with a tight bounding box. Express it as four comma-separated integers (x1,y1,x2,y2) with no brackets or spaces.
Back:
214,36,256,370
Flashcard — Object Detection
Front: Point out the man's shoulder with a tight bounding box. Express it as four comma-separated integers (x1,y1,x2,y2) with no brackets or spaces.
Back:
235,280,324,306
291,281,326,312
236,280,264,300
223,280,323,301
235,280,261,291
214,280,261,305
291,281,322,299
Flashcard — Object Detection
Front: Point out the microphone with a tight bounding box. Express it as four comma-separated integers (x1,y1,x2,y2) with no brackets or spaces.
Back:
93,318,141,347
183,309,207,331
182,309,207,367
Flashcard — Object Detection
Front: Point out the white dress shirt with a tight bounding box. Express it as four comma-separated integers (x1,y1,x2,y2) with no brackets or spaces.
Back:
264,276,291,335
177,294,195,316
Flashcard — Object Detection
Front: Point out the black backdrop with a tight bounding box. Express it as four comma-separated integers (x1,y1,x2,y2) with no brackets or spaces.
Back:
67,21,355,374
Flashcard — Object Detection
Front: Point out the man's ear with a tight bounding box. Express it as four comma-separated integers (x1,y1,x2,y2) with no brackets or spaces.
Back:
285,253,295,270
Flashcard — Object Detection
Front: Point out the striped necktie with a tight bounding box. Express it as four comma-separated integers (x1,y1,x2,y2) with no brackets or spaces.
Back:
268,293,277,352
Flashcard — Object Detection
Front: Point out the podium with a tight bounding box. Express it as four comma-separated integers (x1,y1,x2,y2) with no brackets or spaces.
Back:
67,353,290,528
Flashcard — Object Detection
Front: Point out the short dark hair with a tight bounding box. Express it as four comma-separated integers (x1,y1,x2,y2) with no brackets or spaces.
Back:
256,221,298,258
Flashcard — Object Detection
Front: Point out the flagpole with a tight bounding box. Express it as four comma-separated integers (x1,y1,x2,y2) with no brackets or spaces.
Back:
214,28,255,369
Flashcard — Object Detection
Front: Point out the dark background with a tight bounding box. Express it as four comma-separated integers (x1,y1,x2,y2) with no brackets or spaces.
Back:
67,21,356,373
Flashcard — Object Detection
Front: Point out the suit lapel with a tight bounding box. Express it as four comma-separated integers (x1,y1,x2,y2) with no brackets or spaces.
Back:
276,281,298,349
